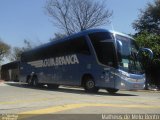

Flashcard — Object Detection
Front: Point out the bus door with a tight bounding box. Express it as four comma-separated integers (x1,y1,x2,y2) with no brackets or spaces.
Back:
89,32,118,88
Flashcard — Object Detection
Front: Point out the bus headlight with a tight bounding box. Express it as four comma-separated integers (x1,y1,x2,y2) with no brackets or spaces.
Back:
121,82,125,86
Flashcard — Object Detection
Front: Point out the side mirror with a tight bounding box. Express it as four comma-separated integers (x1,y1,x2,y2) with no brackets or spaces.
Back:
137,48,153,62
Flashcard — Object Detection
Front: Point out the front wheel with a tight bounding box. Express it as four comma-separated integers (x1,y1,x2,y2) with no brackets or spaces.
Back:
84,77,99,93
106,88,119,94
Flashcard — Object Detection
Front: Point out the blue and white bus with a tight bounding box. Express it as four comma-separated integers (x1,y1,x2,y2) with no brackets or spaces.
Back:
19,29,152,93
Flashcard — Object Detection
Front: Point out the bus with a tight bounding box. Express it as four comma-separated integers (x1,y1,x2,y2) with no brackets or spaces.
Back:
19,29,153,93
1,61,20,82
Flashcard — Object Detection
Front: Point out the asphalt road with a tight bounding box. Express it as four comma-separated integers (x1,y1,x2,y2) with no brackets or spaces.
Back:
0,82,160,120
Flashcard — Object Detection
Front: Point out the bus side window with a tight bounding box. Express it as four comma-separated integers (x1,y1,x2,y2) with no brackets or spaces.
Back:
60,36,90,56
21,36,91,62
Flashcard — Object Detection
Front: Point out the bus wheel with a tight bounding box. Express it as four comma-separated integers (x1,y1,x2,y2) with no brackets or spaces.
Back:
47,84,59,89
84,78,99,93
27,77,33,86
32,77,39,87
106,88,119,94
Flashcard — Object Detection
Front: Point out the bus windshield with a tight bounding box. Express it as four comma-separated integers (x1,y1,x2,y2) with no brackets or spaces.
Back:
116,35,143,74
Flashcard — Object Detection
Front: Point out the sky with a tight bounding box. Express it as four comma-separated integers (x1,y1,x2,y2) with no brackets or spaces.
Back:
0,0,154,48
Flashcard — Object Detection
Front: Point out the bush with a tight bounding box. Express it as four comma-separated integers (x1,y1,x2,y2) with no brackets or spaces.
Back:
134,31,160,88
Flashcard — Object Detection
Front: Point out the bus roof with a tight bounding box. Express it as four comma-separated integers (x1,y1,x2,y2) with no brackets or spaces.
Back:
22,29,133,54
108,30,133,39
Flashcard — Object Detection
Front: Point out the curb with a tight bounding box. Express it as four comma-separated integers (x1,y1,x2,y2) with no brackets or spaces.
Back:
131,89,160,92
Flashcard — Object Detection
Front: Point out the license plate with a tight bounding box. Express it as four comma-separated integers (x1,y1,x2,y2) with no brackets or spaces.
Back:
134,84,139,88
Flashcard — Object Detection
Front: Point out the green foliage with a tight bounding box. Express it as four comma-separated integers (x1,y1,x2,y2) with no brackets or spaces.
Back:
134,31,160,58
133,0,160,87
0,39,10,62
133,31,160,87
133,0,160,35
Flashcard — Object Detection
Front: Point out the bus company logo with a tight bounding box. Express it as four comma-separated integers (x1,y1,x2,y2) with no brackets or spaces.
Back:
28,54,79,68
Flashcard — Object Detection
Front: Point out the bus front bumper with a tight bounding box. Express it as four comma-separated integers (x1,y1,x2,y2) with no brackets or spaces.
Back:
115,79,145,90
114,71,146,90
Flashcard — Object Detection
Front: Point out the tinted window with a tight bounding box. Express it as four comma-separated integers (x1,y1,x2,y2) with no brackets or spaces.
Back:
89,32,117,67
21,36,90,62
58,36,90,56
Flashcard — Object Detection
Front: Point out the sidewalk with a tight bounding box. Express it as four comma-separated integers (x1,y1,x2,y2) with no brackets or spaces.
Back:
132,88,160,92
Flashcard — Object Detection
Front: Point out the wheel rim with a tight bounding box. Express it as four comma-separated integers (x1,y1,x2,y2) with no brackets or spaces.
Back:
33,79,36,86
33,78,38,86
28,78,32,84
86,80,94,89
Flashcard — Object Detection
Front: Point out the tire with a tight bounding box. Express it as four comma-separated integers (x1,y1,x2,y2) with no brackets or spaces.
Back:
47,84,59,89
32,77,44,87
27,77,33,86
106,88,119,94
32,77,39,87
84,77,99,93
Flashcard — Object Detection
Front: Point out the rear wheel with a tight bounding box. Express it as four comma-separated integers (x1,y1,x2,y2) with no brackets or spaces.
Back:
27,77,33,86
32,77,39,87
106,88,119,94
84,77,99,93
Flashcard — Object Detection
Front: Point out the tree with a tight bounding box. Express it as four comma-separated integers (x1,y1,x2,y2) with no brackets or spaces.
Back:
0,39,10,63
134,31,160,88
133,0,160,35
9,39,34,61
133,0,160,89
135,31,160,58
49,33,67,41
9,47,23,61
22,39,33,51
45,0,112,35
